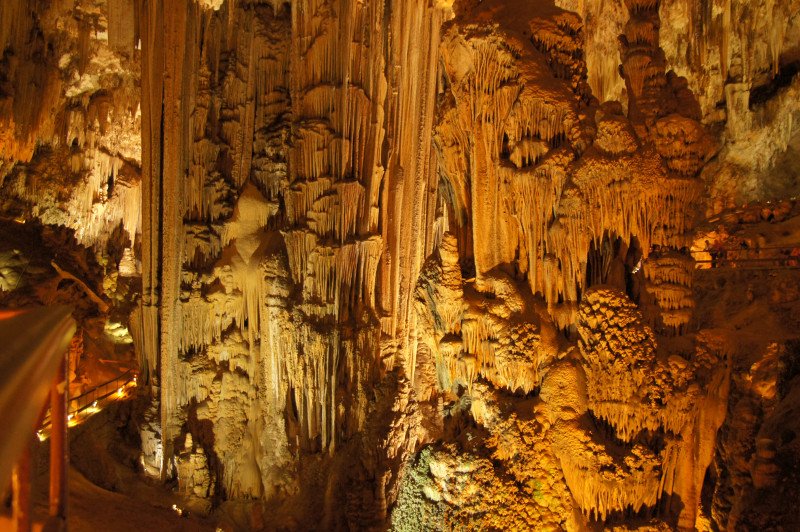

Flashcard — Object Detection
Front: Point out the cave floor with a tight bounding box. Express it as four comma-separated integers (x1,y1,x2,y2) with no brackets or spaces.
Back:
53,466,213,532
2,395,216,531
2,464,214,531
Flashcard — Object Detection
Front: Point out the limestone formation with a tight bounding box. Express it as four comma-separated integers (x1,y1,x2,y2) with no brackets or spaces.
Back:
1,0,799,530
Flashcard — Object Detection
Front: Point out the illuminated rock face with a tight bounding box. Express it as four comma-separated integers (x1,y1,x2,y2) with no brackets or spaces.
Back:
403,2,724,527
129,1,450,526
1,0,800,530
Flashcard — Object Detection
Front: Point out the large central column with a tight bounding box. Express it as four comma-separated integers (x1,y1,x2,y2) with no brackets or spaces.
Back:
139,0,195,477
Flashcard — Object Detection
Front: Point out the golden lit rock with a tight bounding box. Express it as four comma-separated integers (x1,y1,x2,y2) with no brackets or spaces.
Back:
1,0,799,530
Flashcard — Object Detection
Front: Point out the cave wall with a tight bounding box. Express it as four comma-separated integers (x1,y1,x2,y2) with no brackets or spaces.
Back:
0,0,141,249
1,0,799,530
132,0,451,524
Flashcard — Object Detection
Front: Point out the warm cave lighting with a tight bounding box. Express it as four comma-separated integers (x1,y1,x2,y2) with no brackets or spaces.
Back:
1,0,799,529
34,375,137,442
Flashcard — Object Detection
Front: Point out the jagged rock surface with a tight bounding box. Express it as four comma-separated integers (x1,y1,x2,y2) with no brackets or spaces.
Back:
1,0,799,530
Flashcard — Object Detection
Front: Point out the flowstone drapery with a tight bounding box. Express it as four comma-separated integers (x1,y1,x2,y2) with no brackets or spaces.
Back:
3,0,799,530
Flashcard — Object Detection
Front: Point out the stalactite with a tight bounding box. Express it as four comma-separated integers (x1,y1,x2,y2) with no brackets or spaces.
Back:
114,0,450,509
0,0,755,527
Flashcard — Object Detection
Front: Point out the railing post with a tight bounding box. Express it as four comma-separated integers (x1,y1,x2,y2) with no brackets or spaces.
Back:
48,349,69,528
11,436,33,532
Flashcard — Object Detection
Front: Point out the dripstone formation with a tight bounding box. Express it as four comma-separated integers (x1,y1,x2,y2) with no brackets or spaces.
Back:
1,0,799,530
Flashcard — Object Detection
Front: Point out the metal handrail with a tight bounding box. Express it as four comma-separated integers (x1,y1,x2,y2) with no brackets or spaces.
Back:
72,368,134,404
696,267,800,271
690,245,800,270
40,369,136,429
695,257,799,264
690,245,800,253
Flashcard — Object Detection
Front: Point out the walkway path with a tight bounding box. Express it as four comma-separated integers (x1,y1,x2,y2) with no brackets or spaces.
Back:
691,245,800,271
39,369,137,439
